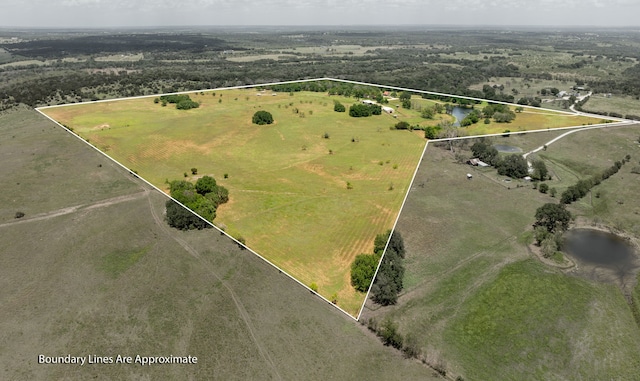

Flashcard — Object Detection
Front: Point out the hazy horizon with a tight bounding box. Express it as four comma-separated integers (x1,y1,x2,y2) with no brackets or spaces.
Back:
1,0,639,29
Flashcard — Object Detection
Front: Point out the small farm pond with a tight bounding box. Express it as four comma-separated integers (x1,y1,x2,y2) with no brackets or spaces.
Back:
563,229,640,288
564,229,636,267
451,106,472,127
493,144,523,153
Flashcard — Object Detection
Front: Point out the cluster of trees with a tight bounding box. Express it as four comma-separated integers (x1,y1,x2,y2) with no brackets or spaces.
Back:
540,87,560,96
560,155,629,204
349,103,381,117
516,96,542,107
252,110,274,125
370,230,405,305
470,139,500,165
165,176,229,230
497,154,529,179
483,103,516,123
469,139,531,178
350,229,406,307
460,109,482,126
158,94,200,110
533,203,572,258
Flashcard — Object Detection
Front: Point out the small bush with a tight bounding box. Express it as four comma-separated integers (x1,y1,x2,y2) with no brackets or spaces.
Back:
15,211,25,219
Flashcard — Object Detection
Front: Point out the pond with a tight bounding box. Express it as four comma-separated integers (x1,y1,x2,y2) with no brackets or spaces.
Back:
562,229,640,288
493,144,523,153
451,106,472,127
564,229,637,268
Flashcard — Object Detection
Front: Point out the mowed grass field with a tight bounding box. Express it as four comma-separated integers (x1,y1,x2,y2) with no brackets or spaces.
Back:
0,108,443,380
41,89,427,315
361,126,640,380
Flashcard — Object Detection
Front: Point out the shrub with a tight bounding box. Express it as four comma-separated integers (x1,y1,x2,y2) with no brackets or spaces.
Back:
379,318,404,349
334,101,345,112
539,183,549,193
15,211,25,219
394,121,410,130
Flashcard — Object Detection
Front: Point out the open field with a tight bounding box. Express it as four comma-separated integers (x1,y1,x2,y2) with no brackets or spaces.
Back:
362,125,640,380
39,84,612,314
40,89,427,315
0,108,442,380
581,94,640,118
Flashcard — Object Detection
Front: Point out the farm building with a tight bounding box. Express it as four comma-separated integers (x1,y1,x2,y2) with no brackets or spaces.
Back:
362,100,376,105
381,106,394,114
468,158,490,167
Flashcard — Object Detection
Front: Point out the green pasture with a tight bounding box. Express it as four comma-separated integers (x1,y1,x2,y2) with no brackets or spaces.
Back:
41,89,427,315
362,126,640,380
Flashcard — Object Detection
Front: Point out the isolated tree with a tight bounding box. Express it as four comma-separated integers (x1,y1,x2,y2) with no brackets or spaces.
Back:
534,203,572,233
421,107,435,119
531,159,549,181
252,110,274,125
334,101,345,112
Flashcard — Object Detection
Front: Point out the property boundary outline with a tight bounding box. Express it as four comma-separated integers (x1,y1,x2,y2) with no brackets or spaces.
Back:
35,77,635,321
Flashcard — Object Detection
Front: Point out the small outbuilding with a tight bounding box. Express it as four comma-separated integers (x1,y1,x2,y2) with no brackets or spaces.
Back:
466,173,473,179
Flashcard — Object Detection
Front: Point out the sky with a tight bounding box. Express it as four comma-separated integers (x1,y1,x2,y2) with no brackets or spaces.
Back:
1,0,639,28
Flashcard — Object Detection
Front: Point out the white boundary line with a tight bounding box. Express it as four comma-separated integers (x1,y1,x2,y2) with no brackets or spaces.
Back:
34,77,635,321
356,139,432,321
